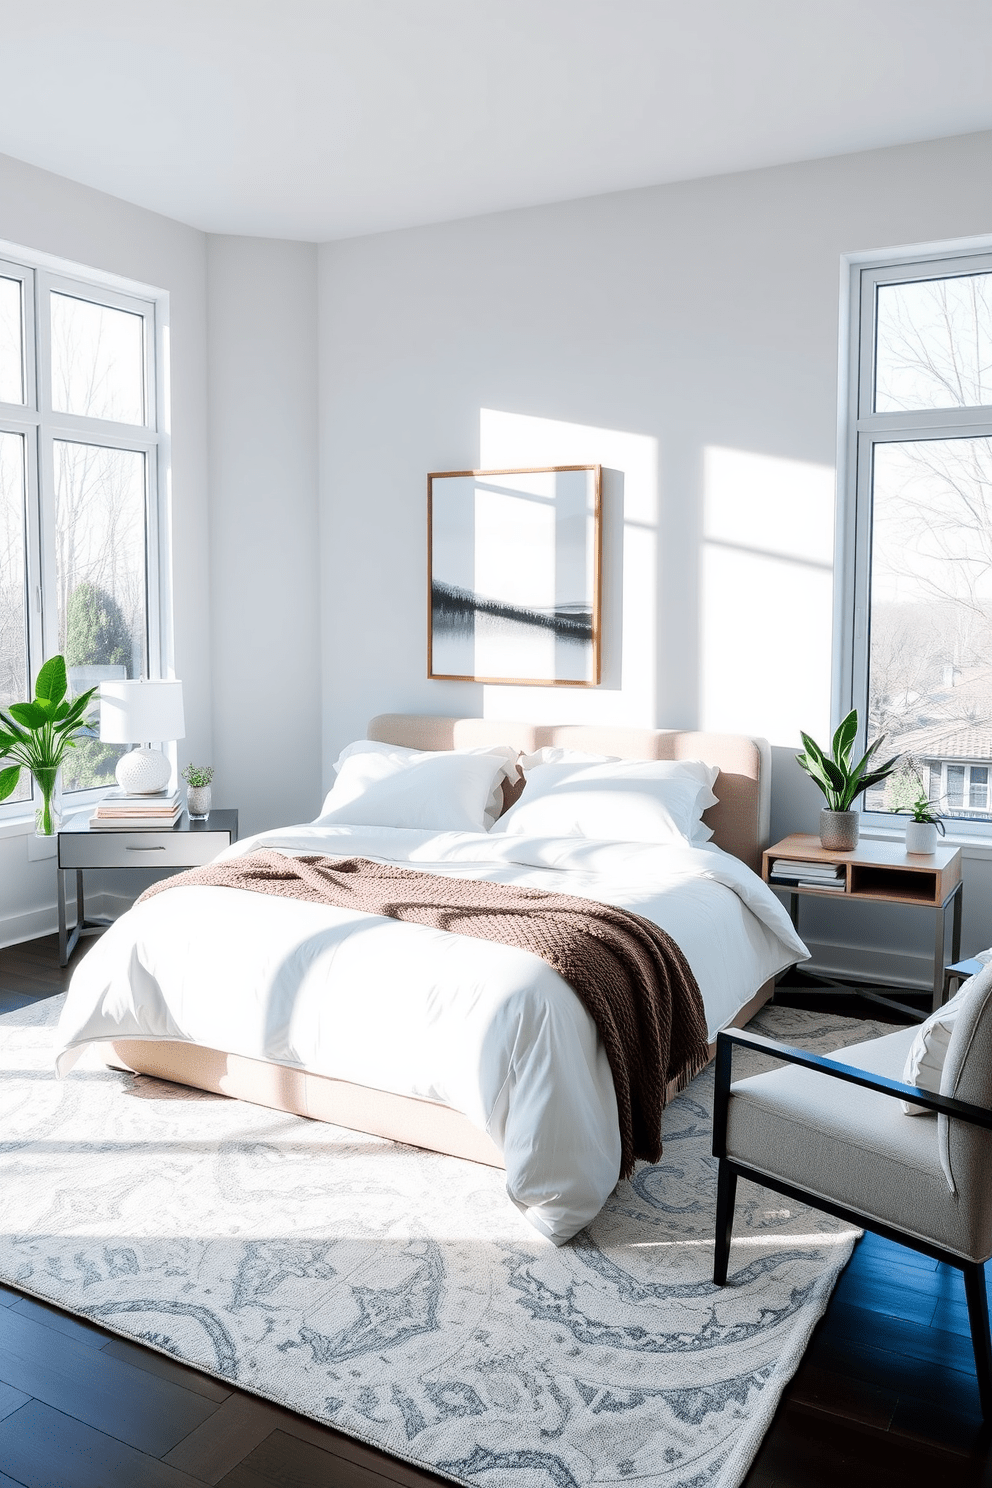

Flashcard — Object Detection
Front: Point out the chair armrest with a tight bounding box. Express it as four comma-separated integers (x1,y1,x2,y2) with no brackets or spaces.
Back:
711,1026,992,1160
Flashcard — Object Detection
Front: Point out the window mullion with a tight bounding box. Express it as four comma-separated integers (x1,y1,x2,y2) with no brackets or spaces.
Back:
22,425,43,706
857,266,877,423
858,409,992,439
849,431,875,758
36,431,59,665
146,446,162,680
44,418,158,454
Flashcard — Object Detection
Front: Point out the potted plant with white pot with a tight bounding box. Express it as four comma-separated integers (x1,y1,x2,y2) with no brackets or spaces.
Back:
899,791,946,855
796,709,899,851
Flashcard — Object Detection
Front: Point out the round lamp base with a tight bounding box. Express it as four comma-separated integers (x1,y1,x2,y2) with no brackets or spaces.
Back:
115,748,171,796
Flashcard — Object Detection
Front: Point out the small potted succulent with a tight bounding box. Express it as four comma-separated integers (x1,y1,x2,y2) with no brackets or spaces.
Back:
181,763,214,820
900,791,945,855
796,709,899,851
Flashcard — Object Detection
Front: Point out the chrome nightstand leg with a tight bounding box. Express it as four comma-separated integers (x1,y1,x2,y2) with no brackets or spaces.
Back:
933,896,946,1014
933,882,965,1012
57,868,67,967
58,868,87,968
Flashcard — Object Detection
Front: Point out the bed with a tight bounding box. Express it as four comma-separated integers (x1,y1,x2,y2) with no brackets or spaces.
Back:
55,715,807,1242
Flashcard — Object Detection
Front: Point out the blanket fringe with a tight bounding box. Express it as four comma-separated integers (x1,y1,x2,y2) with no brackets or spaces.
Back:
667,1040,713,1100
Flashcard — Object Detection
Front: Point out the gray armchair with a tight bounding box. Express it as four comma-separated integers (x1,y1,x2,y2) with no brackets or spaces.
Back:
711,964,992,1415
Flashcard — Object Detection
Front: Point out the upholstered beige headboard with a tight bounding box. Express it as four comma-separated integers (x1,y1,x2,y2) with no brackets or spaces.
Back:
367,715,771,872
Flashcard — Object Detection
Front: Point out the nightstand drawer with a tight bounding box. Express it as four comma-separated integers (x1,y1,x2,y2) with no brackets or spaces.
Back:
58,830,231,870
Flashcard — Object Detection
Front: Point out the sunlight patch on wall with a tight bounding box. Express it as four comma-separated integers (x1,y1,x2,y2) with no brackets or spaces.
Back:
479,408,657,724
700,447,834,747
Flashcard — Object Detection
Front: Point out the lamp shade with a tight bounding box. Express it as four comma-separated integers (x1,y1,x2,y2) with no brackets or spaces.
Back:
99,680,185,744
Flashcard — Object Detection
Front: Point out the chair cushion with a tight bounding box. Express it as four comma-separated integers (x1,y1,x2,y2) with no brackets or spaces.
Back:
901,985,972,1114
939,962,992,1217
725,1024,990,1262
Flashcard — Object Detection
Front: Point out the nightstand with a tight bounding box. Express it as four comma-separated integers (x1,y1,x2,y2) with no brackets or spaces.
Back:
763,832,963,1016
57,809,239,967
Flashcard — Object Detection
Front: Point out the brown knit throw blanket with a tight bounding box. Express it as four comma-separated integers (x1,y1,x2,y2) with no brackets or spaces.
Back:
138,852,710,1177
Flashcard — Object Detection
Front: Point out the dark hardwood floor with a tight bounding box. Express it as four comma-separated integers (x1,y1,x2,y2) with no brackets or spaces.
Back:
0,937,988,1487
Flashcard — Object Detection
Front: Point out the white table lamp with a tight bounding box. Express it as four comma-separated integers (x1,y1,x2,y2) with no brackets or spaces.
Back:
99,680,186,795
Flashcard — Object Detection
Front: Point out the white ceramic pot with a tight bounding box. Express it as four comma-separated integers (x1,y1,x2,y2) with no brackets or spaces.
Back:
819,809,859,851
905,820,938,855
186,785,211,820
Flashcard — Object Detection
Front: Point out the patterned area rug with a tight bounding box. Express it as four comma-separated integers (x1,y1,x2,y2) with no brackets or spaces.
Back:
0,998,891,1488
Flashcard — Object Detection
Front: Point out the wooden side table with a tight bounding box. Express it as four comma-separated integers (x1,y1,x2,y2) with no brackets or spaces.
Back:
57,809,239,967
763,833,963,1015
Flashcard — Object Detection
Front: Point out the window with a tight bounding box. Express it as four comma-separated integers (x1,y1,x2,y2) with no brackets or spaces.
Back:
845,247,992,828
0,250,167,815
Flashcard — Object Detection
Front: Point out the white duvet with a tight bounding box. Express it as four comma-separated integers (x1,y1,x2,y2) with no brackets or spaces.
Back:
56,825,808,1243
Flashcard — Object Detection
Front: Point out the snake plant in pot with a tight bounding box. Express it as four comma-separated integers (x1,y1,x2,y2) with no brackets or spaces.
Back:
0,656,98,834
796,709,900,851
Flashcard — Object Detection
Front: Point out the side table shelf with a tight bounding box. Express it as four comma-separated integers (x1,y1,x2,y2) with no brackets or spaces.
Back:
57,809,239,967
763,833,963,1015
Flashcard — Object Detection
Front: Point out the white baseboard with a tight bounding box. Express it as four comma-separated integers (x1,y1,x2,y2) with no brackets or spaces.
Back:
0,906,60,950
799,937,934,991
0,890,136,953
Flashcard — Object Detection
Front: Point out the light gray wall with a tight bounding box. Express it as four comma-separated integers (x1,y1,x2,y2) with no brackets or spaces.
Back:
0,152,211,944
318,129,992,984
206,236,321,835
4,130,992,982
0,173,323,943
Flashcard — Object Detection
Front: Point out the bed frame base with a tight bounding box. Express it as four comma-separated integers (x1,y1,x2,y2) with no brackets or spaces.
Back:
107,981,774,1171
106,715,775,1170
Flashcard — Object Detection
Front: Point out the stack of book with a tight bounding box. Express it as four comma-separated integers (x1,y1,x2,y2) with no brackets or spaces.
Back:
769,859,846,892
90,789,182,831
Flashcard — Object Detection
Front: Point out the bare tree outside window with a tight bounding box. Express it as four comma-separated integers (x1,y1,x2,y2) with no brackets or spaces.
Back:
49,297,148,791
875,274,992,413
56,441,147,790
862,267,992,819
0,433,30,802
0,277,24,405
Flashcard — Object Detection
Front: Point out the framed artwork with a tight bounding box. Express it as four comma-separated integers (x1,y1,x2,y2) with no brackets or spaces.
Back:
428,464,602,686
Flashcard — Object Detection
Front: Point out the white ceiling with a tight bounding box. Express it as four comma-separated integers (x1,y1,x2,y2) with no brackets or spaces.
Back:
2,0,991,242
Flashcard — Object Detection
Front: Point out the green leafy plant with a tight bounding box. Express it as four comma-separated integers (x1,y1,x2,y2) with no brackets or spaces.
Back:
181,763,214,788
796,709,899,812
0,656,98,833
899,790,946,834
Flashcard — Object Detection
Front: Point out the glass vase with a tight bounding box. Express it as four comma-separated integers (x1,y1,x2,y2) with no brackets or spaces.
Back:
34,765,63,837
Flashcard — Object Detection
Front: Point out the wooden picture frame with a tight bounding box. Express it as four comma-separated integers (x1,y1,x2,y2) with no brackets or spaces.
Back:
427,465,602,687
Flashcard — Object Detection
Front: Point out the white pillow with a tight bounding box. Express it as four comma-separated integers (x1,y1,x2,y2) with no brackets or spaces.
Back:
490,757,719,845
517,747,621,770
901,981,972,1115
317,742,517,832
332,740,519,827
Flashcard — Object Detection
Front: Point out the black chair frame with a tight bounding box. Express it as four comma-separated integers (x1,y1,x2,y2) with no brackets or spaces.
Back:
711,1027,992,1416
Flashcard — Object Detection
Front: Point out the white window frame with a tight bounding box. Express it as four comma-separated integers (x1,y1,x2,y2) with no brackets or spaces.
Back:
0,241,172,825
837,234,992,843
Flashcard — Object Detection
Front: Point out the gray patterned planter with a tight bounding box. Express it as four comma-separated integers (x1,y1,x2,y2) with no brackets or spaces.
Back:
819,809,858,851
186,785,211,820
